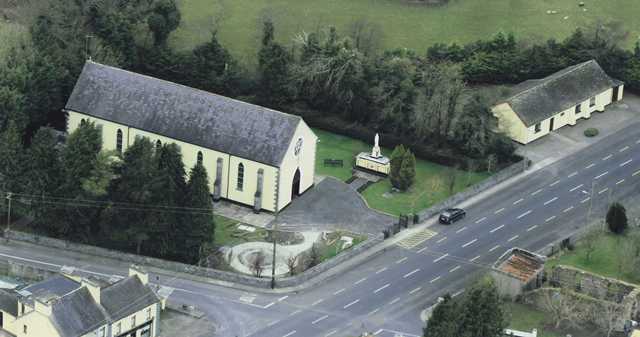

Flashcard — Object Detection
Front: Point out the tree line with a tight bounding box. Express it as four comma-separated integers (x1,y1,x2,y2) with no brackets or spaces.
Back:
3,119,213,264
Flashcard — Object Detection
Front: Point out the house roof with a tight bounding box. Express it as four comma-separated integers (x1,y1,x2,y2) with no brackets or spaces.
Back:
0,289,18,316
495,249,545,283
100,275,159,321
65,61,302,167
50,287,108,337
503,60,621,127
23,274,80,299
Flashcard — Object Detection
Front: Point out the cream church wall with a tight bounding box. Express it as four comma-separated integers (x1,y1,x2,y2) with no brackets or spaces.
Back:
277,120,317,210
227,156,278,212
14,312,60,337
0,310,17,334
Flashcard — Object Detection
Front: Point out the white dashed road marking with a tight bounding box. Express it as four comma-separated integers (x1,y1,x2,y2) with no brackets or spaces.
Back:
268,320,280,327
495,208,505,214
375,267,387,274
456,227,467,234
355,277,367,285
343,299,359,309
517,210,532,219
334,289,345,295
603,154,613,160
374,284,390,294
620,146,630,152
490,225,504,233
325,330,338,337
570,184,583,192
621,159,633,167
395,257,408,264
489,245,500,252
513,198,524,205
403,269,420,278
508,235,519,242
586,163,595,169
312,315,329,325
430,276,441,283
290,310,302,316
563,206,574,213
389,297,401,305
417,247,428,253
532,189,543,195
470,255,481,262
581,197,591,204
367,308,380,316
437,237,447,243
617,179,625,185
409,287,422,295
283,331,296,337
434,254,449,263
545,216,556,222
278,296,289,302
568,171,578,178
527,225,538,232
475,217,487,223
598,188,609,194
544,197,558,205
549,180,560,187
594,171,608,180
634,170,640,176
449,265,461,273
312,299,324,306
462,239,477,248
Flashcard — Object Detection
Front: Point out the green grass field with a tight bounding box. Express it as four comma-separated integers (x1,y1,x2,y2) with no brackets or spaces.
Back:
313,128,489,216
172,0,640,65
213,215,268,247
546,230,640,285
505,302,565,337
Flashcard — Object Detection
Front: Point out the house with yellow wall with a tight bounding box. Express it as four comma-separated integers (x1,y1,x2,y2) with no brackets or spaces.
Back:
0,266,161,337
64,61,317,213
492,60,624,145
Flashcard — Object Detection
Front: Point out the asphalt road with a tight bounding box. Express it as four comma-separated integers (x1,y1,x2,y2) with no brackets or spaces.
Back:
2,120,640,337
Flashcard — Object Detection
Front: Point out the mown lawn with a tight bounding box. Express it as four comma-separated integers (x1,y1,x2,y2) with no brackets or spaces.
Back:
313,128,490,216
546,230,640,285
213,215,268,247
505,302,565,337
172,0,640,65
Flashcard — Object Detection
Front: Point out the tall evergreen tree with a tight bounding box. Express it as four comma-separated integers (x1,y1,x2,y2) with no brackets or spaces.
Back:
180,162,214,264
0,119,24,212
606,202,628,235
257,19,293,108
424,294,459,337
458,279,506,337
24,127,63,234
147,0,181,46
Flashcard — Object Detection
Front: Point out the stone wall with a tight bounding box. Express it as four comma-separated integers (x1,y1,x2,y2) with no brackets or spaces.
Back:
5,230,383,290
523,265,640,333
418,159,528,220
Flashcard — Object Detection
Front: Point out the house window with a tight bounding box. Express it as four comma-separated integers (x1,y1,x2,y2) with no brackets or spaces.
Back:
116,129,123,154
237,163,244,191
146,307,152,320
575,104,581,114
589,96,596,107
534,123,541,133
23,325,27,334
21,303,24,314
131,315,136,328
197,151,203,166
97,327,105,337
115,322,121,334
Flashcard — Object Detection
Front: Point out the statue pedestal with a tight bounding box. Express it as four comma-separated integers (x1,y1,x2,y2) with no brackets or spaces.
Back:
355,152,390,176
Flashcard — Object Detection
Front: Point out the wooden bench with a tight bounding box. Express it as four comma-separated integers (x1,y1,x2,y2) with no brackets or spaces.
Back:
323,159,344,167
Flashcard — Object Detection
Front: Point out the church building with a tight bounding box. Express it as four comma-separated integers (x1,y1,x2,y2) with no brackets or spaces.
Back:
64,61,317,212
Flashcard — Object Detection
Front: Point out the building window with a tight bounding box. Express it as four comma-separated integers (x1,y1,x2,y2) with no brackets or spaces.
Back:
155,140,162,150
131,315,136,328
115,322,121,334
589,96,596,107
575,104,581,114
534,123,541,133
116,129,123,154
197,151,203,166
237,163,244,191
146,307,152,320
21,303,24,314
23,325,27,334
97,327,105,337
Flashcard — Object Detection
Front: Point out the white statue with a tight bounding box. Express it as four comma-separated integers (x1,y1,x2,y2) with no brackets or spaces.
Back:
371,133,382,158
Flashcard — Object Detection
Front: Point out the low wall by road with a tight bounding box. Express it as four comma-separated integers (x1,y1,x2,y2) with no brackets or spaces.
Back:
5,230,383,290
418,159,529,220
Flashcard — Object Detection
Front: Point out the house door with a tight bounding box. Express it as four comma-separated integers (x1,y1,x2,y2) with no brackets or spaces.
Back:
549,117,554,132
0,311,3,328
612,86,620,102
291,169,301,200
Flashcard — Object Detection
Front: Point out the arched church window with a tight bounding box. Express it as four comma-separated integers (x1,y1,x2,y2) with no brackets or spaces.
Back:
237,163,244,191
116,129,123,154
197,151,203,166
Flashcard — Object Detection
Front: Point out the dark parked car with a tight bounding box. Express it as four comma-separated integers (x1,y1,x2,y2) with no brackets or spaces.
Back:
439,208,466,224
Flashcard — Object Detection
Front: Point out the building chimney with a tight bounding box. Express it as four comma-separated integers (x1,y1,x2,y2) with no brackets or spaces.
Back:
82,278,101,304
129,265,149,285
33,298,53,316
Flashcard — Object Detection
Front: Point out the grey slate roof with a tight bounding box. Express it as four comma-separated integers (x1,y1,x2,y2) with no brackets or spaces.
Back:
0,289,18,316
23,274,80,299
50,287,108,337
65,61,302,167
100,275,159,321
504,60,621,127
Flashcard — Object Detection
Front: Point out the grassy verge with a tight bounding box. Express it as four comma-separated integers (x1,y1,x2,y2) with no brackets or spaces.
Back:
545,229,640,285
172,0,640,64
213,215,268,247
505,302,564,337
313,127,490,216
319,231,367,262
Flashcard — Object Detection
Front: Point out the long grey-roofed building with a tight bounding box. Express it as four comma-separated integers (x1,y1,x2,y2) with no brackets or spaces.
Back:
65,61,317,212
492,60,624,144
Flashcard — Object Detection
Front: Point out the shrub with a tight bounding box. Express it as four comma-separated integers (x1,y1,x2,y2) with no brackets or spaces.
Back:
584,128,599,137
607,202,628,234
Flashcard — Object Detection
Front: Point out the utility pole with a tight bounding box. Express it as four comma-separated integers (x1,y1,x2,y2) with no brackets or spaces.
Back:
270,209,278,289
5,192,12,241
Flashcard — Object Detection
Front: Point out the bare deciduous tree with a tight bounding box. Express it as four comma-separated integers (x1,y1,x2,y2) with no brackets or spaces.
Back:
599,301,624,337
582,228,599,262
541,288,582,329
286,255,298,276
250,251,266,278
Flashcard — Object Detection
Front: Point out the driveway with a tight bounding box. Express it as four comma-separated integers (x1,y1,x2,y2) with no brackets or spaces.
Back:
517,93,640,169
268,177,394,235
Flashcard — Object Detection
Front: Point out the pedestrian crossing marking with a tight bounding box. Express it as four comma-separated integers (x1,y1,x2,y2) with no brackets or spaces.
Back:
396,229,438,249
